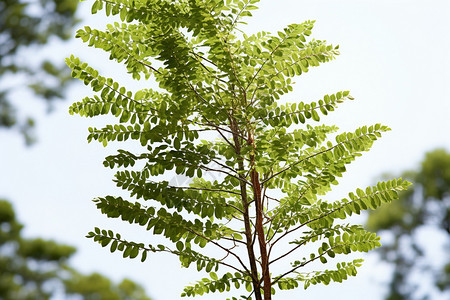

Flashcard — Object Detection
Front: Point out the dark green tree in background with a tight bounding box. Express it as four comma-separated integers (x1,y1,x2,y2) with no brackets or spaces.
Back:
65,271,151,300
0,2,152,299
0,199,152,300
367,149,450,300
0,0,79,144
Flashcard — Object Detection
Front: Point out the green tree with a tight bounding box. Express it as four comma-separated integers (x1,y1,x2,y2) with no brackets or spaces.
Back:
65,271,152,300
0,0,79,144
0,199,152,300
367,149,450,300
67,1,410,299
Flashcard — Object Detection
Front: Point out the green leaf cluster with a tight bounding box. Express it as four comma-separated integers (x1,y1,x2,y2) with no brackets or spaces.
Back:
182,272,252,297
276,259,364,290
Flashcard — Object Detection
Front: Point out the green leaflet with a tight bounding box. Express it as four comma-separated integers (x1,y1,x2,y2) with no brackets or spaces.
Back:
181,272,250,297
275,259,364,290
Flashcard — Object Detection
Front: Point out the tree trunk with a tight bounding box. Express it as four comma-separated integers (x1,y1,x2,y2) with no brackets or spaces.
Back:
251,169,271,299
231,117,262,300
250,148,271,299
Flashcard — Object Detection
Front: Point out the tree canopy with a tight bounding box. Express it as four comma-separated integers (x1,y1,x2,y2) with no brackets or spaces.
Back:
0,199,152,300
67,1,410,299
367,149,450,300
0,0,79,144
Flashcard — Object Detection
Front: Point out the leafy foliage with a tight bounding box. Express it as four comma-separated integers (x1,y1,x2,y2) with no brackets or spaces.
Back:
64,271,152,300
367,149,450,300
0,199,152,300
68,1,410,299
0,0,79,144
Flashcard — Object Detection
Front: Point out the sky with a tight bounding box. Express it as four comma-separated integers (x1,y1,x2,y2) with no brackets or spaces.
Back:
1,0,450,299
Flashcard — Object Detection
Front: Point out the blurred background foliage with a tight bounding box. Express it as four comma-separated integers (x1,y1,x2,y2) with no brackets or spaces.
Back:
367,149,450,300
0,0,79,145
0,1,152,299
0,199,152,300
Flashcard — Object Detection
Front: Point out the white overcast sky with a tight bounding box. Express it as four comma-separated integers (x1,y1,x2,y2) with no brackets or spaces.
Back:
1,0,449,299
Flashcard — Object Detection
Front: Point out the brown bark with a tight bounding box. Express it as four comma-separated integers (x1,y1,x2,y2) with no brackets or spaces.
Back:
249,135,271,300
230,117,262,300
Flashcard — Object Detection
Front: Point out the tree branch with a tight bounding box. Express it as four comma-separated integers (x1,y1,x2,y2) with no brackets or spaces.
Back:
271,245,341,286
183,227,252,276
270,189,390,249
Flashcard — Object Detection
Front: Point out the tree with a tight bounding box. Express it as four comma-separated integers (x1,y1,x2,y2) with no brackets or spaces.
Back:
64,271,152,300
66,1,410,299
367,149,450,300
0,199,152,300
0,0,79,144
